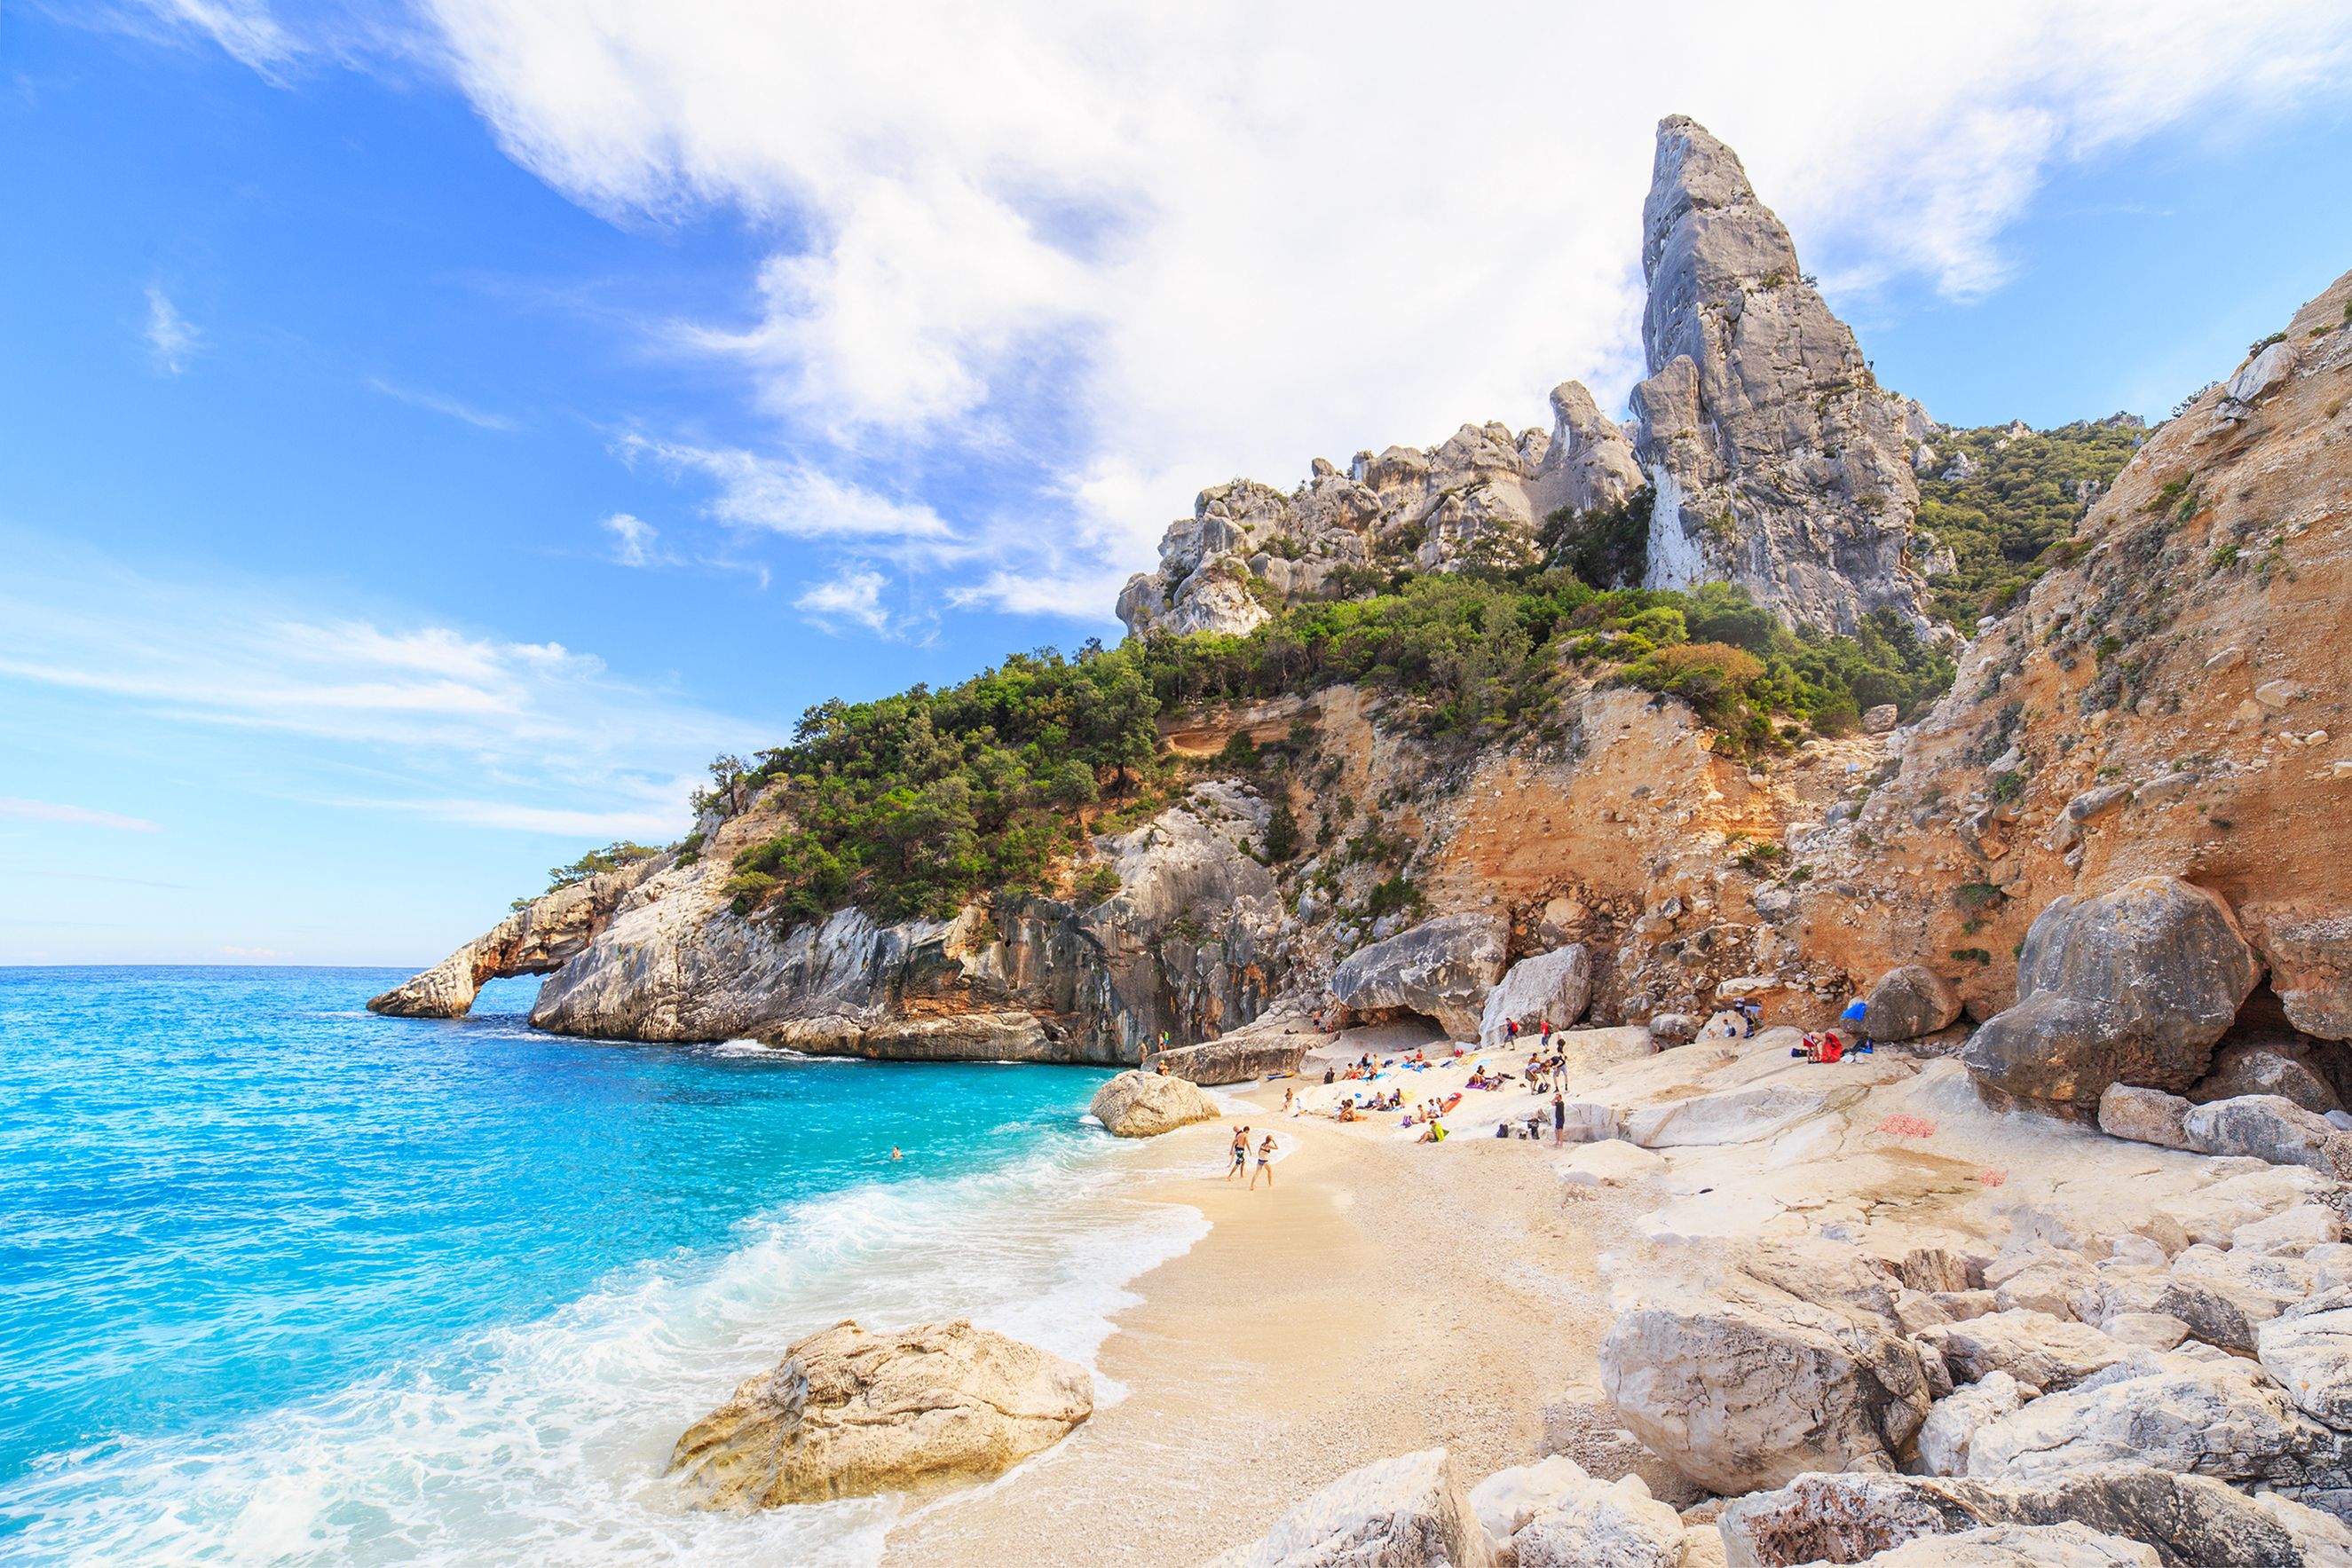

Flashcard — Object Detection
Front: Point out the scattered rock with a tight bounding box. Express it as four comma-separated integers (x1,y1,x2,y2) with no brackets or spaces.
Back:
2182,1096,2352,1177
1468,1455,1591,1547
669,1319,1091,1509
1480,945,1593,1045
1536,1383,1707,1509
1864,705,1902,734
1329,913,1508,1042
1720,1464,2347,1568
1919,1372,2031,1477
1961,878,2263,1106
2193,1041,2345,1116
1089,1071,1219,1137
2235,1204,2344,1258
1202,1447,1496,1568
1599,1293,1931,1493
2258,1286,2352,1431
1917,1310,2130,1393
1965,1354,2352,1492
1865,1524,2158,1565
2099,1083,2196,1150
1646,1013,1700,1046
1512,1474,1685,1568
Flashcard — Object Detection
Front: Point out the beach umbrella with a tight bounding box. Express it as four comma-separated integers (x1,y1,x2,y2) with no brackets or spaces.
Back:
1840,998,1869,1024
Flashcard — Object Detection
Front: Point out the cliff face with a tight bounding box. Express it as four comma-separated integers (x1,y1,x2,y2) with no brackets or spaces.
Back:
1115,391,1641,641
1630,116,1929,633
393,781,1283,1060
374,121,2352,1085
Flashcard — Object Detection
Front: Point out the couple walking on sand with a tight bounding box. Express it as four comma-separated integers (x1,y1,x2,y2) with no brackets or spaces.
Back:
1227,1124,1277,1189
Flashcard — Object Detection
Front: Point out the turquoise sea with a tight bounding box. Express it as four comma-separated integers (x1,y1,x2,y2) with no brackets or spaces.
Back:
0,966,1204,1564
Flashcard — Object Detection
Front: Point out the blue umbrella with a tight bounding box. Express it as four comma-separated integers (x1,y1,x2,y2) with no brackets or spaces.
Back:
1841,999,1869,1023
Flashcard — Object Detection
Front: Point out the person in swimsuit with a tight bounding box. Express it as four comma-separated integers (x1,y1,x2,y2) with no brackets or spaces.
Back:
1228,1126,1250,1179
1251,1133,1277,1189
1551,1091,1567,1148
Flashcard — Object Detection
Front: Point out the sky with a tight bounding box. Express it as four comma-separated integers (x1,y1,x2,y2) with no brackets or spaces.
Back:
4,1,2352,966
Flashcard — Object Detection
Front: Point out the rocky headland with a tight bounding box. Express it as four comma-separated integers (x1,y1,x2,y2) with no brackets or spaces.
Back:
370,114,2352,1564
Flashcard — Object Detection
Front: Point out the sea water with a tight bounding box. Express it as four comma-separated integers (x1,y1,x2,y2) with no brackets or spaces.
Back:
0,966,1205,1564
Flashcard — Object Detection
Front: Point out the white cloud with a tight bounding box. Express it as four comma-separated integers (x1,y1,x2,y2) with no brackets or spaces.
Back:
143,287,201,374
138,0,300,73
603,511,662,566
793,566,896,636
366,376,519,431
0,534,766,842
614,434,952,542
0,798,161,832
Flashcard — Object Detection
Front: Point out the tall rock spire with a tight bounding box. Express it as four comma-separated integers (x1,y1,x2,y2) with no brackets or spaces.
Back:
1630,115,1929,634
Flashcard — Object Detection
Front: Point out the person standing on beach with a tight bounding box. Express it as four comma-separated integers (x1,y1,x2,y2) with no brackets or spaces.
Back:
1251,1133,1277,1188
1227,1126,1250,1181
1551,1091,1567,1148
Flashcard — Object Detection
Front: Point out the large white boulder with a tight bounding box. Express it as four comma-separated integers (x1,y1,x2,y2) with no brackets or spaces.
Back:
2258,1286,2352,1431
1598,1294,1931,1493
1330,914,1508,1041
1965,1355,2352,1492
1914,1310,2132,1393
1918,1372,2030,1477
1089,1070,1219,1137
1479,946,1591,1045
1202,1448,1496,1568
1866,1525,2157,1566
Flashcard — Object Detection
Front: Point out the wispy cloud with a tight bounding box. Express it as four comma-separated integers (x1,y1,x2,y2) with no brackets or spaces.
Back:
603,511,664,567
138,0,301,74
614,434,952,542
143,287,201,374
793,566,896,636
366,376,519,431
0,798,161,832
0,534,769,843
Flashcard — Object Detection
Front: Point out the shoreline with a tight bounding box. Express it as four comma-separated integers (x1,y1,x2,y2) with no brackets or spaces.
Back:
880,1044,1614,1566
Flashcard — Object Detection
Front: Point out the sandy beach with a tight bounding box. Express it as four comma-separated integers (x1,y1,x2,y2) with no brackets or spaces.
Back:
881,1035,1621,1567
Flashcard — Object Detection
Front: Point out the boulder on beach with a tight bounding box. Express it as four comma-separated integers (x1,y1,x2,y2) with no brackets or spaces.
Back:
1866,964,1965,1042
2181,1095,2352,1177
669,1318,1092,1509
1328,913,1508,1042
2098,1083,2196,1149
1478,945,1591,1045
1961,877,2262,1107
1200,1446,1496,1568
1089,1070,1219,1137
1717,1464,2347,1568
1148,1024,1312,1086
2191,1038,2345,1116
1598,1291,1931,1494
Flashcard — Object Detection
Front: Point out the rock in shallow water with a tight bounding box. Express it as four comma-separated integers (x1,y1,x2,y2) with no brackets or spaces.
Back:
669,1319,1091,1509
1089,1070,1219,1137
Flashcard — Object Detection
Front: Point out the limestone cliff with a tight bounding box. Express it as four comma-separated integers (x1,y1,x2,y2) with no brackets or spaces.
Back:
388,781,1283,1061
1630,116,1929,633
1116,390,1640,640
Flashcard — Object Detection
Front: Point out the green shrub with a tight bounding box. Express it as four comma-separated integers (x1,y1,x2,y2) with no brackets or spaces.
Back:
1914,418,2140,626
1075,865,1122,906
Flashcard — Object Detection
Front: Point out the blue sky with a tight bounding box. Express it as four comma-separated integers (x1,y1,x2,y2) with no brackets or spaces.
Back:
5,2,2352,965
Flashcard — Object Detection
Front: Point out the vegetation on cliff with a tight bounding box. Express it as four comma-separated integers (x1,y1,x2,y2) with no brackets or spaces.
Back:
1915,416,2143,625
706,569,1953,926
